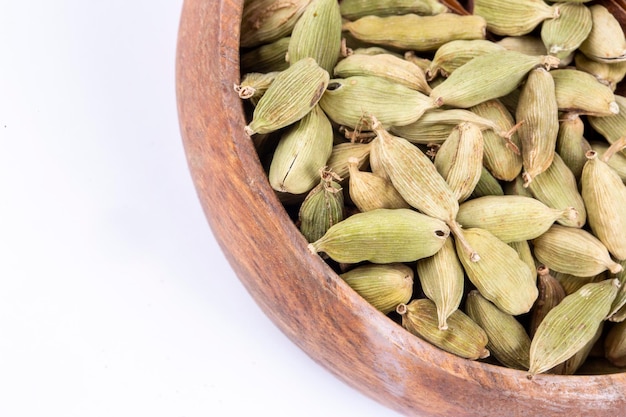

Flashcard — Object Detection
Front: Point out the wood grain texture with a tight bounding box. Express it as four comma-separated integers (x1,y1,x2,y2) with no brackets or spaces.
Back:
175,0,626,415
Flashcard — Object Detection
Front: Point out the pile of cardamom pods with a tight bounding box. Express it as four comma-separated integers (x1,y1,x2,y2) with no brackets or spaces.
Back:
236,0,626,377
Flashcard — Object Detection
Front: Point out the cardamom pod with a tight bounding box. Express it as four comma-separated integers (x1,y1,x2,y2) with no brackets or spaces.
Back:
455,227,538,315
397,298,490,360
456,195,578,243
551,68,619,116
581,148,626,260
298,169,345,242
325,142,371,183
527,152,586,228
529,266,567,339
516,67,559,186
470,166,505,198
588,94,626,155
240,0,311,48
533,225,623,277
340,263,414,314
430,50,560,109
416,238,465,330
245,57,329,136
287,0,342,73
465,290,531,370
528,279,620,376
540,2,592,60
241,36,291,74
427,39,505,79
555,112,591,181
347,157,410,211
339,0,447,20
574,52,626,91
433,122,484,203
308,208,450,263
268,105,334,194
473,0,559,37
342,13,487,52
578,4,626,63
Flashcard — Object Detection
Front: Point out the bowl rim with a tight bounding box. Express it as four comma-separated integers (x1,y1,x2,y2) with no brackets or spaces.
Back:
175,1,626,415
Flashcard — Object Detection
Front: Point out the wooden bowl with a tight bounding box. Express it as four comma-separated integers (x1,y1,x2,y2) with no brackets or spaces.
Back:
175,1,626,415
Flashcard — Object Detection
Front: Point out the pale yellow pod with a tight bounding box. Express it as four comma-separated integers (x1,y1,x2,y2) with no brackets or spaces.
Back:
516,67,559,186
587,94,626,156
471,166,505,198
527,152,586,228
469,99,523,182
533,225,624,277
590,141,626,184
342,14,487,52
398,299,490,360
340,263,414,314
347,158,410,212
339,0,448,20
325,142,371,183
433,122,484,202
555,112,591,181
287,0,343,73
240,0,311,48
268,105,334,194
427,39,505,79
455,228,538,315
574,52,626,91
551,68,619,116
333,53,432,94
416,238,465,331
540,2,592,60
529,266,566,339
473,0,559,36
579,4,626,63
581,150,626,261
497,35,548,56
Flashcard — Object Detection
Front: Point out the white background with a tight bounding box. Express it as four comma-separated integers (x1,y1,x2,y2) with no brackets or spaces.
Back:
0,1,404,416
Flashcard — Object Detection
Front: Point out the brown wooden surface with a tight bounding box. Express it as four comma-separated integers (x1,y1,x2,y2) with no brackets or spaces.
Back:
175,1,626,415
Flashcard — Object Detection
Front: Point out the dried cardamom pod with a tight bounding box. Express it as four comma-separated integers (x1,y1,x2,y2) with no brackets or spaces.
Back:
241,37,290,74
390,107,507,145
574,52,626,91
560,323,604,375
308,208,450,264
318,76,436,129
370,117,479,261
397,298,490,360
469,99,523,182
497,35,548,56
551,68,619,116
470,166,505,198
235,71,281,104
508,240,537,279
427,39,505,79
416,238,465,330
578,4,626,63
555,112,591,181
268,105,334,194
333,53,431,94
581,147,626,260
503,174,534,198
341,14,487,52
533,225,623,277
605,320,626,367
340,263,414,314
347,157,410,211
529,266,567,338
339,0,448,20
298,168,345,242
587,94,626,154
529,279,620,376
516,67,559,186
433,122,484,203
287,0,342,73
325,142,371,183
540,2,592,60
240,0,311,48
553,271,606,296
527,152,586,228
466,290,532,370
245,57,329,136
429,50,560,109
473,0,560,36
456,195,578,243
455,227,538,315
